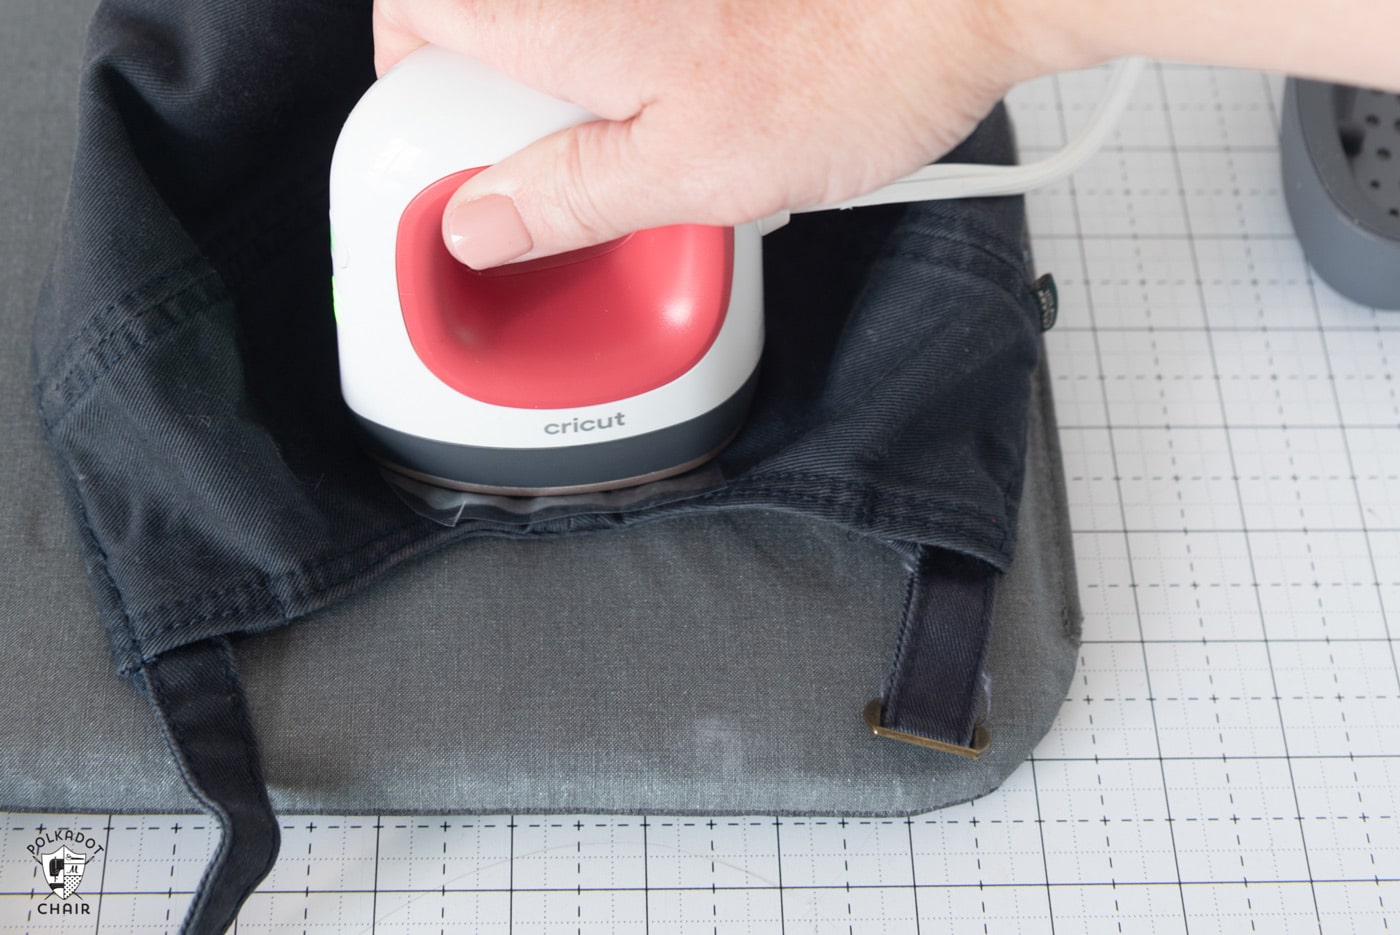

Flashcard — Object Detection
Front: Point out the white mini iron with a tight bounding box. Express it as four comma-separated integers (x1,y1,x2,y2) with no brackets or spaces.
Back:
330,47,1142,495
330,46,764,495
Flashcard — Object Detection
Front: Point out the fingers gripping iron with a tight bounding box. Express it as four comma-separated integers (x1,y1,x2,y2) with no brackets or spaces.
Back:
330,46,764,495
330,48,1142,495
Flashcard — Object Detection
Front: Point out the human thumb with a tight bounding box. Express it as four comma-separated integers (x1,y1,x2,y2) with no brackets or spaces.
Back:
440,115,733,269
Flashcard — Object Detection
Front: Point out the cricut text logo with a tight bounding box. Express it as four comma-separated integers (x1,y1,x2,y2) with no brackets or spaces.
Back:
543,412,627,435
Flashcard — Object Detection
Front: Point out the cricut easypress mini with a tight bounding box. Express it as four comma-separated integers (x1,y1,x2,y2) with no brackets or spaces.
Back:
330,47,763,495
330,47,1143,495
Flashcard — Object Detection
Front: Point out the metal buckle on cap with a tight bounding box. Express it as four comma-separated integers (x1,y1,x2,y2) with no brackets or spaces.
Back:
862,699,991,760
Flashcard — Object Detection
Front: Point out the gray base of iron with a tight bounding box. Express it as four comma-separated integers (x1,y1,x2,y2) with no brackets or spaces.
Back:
354,372,759,496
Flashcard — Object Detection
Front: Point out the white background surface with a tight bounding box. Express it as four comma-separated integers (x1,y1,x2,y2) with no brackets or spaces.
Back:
5,62,1400,933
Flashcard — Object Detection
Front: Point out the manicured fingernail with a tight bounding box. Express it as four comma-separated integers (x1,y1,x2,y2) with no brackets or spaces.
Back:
443,194,533,269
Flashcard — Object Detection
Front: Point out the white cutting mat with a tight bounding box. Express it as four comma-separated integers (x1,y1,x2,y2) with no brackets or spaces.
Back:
5,62,1400,934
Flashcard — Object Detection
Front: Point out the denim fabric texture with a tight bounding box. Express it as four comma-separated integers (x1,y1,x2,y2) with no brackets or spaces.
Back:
138,639,280,934
32,0,1042,677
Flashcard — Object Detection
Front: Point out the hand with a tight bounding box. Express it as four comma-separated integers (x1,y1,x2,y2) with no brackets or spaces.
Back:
372,0,1063,268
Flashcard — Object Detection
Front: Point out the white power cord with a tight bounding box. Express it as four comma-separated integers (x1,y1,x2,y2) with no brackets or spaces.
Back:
757,57,1146,235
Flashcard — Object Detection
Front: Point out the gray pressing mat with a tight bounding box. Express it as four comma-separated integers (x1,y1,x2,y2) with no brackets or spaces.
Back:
0,0,1078,816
